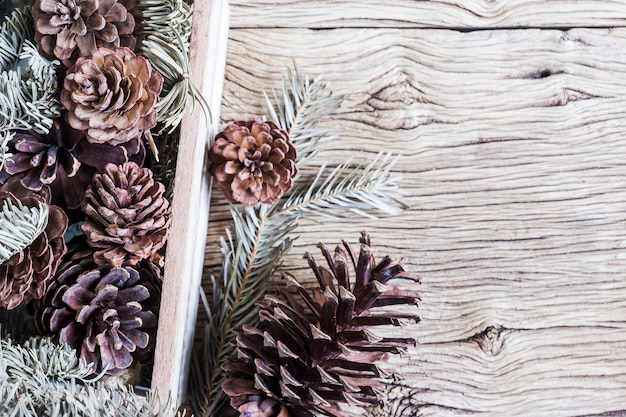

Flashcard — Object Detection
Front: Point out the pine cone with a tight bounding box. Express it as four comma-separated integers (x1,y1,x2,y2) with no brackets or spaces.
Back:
34,256,161,375
209,119,298,207
0,119,145,209
32,0,141,67
81,161,171,267
61,47,163,145
223,231,421,417
0,180,67,310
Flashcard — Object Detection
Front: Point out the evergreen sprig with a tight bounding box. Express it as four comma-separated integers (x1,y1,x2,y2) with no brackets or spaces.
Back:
191,68,408,416
278,152,407,221
265,67,342,163
0,198,48,264
0,7,61,134
138,0,210,134
0,334,183,417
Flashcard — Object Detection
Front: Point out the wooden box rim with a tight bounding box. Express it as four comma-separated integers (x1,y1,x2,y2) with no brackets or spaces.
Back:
150,0,229,406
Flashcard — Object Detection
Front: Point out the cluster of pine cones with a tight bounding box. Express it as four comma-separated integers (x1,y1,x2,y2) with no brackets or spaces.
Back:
0,0,170,376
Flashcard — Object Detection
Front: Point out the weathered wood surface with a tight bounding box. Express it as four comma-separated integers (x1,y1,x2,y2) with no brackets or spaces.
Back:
151,0,228,406
205,21,626,417
228,0,626,28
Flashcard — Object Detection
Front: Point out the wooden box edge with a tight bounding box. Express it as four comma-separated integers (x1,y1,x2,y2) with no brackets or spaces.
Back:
151,0,229,406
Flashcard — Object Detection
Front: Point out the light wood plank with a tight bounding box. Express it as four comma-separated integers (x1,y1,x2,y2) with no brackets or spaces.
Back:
151,0,229,407
206,27,626,415
229,0,626,29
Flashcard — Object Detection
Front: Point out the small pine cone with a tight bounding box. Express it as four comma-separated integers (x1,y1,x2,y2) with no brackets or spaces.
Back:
34,257,161,375
32,0,141,67
0,180,67,310
223,231,421,417
61,47,163,145
209,119,298,207
0,119,145,209
81,162,171,267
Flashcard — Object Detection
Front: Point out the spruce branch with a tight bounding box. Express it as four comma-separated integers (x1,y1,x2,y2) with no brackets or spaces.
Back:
192,67,407,417
0,199,48,264
265,67,343,163
193,204,297,417
0,8,60,134
0,335,183,417
138,0,210,134
276,152,408,221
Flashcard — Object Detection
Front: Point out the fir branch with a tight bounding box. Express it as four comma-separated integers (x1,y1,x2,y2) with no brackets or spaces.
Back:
193,204,296,416
0,335,183,417
138,0,210,134
265,67,342,163
0,199,48,264
276,152,408,221
192,68,407,417
0,8,60,134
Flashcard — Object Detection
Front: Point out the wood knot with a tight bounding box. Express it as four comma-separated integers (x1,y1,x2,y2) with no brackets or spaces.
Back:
369,77,428,109
473,325,506,356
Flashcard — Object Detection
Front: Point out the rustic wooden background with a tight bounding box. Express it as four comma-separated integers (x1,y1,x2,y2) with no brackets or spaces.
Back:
204,1,626,416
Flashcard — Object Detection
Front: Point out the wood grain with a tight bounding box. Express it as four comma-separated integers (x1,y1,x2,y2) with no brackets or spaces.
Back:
151,0,228,407
228,0,626,29
205,27,626,415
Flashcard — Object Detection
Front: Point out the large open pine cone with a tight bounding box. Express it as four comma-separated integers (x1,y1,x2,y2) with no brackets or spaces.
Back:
34,256,161,374
81,161,170,267
0,180,67,310
0,119,145,209
32,0,140,67
223,231,421,417
61,47,163,145
209,119,298,207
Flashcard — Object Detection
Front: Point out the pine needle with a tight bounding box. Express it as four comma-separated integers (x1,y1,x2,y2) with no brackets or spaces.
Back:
0,8,60,134
276,152,408,221
138,0,210,134
0,199,48,264
192,205,296,416
0,130,12,171
0,335,183,417
265,66,343,163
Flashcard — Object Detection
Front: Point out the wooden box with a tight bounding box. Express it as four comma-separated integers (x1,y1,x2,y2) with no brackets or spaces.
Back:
149,0,229,406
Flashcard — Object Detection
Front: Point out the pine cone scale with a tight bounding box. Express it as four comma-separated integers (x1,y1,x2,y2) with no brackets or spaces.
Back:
61,284,95,310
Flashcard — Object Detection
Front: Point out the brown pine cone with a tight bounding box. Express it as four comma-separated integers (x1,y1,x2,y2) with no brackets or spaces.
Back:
32,0,141,68
61,47,163,145
81,161,171,267
223,231,421,417
34,257,161,374
0,180,67,310
209,119,298,207
0,119,145,209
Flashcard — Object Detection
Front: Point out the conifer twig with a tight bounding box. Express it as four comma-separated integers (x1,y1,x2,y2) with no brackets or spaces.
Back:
0,8,60,134
138,0,210,134
191,67,408,417
0,334,183,417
